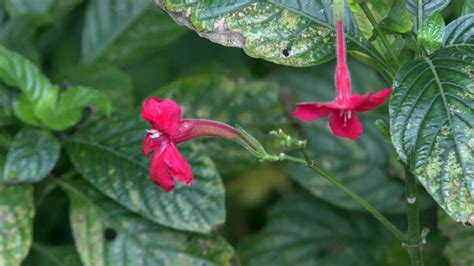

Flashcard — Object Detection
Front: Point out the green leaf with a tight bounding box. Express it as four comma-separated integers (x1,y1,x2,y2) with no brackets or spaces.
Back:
24,244,82,266
63,179,236,266
99,8,185,64
443,14,474,48
2,128,60,183
439,210,474,265
0,19,38,62
389,46,474,224
53,63,134,109
157,74,286,176
81,0,151,63
35,86,112,131
418,11,445,54
65,116,225,233
0,184,34,266
4,0,82,26
380,0,414,33
406,0,450,32
463,0,474,15
156,0,393,77
0,46,111,130
238,192,394,266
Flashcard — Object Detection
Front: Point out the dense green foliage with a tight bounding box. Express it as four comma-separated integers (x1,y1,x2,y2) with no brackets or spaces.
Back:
0,0,472,265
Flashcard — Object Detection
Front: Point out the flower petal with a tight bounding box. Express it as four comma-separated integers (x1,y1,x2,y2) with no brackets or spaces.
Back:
293,103,334,121
163,143,194,186
329,111,363,140
350,88,392,112
150,148,175,192
142,134,156,156
141,97,181,136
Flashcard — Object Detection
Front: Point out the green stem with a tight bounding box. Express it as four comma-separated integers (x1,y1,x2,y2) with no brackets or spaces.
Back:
404,168,424,265
284,149,405,242
359,2,401,68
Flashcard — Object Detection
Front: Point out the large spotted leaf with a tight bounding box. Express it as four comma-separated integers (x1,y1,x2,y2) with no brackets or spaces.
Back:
65,116,225,233
63,180,236,266
155,0,393,77
238,192,394,265
390,46,474,224
0,184,34,266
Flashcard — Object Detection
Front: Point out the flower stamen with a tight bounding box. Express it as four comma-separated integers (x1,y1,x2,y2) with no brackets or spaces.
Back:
146,129,162,139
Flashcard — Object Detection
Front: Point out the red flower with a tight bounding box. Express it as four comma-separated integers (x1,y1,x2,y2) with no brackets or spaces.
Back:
293,20,392,140
142,97,240,192
142,97,194,192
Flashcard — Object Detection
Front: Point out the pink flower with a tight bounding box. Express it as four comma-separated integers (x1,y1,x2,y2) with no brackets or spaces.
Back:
142,97,239,192
293,20,392,140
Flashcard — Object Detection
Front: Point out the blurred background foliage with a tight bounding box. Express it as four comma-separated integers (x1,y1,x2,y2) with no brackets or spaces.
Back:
0,0,472,265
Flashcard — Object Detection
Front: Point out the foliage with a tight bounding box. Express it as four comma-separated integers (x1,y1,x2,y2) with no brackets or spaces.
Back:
0,0,471,265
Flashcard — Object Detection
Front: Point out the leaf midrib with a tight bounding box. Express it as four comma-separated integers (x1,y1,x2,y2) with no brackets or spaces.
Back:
422,55,469,184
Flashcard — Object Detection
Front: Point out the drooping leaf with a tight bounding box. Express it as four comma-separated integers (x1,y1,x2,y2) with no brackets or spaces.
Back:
0,184,34,266
438,210,474,265
2,128,60,183
418,11,445,54
53,63,134,109
81,0,151,63
238,192,394,266
157,74,287,176
406,0,450,32
390,46,474,224
155,0,394,78
65,116,225,233
443,14,474,48
380,0,414,33
23,244,82,266
64,179,236,266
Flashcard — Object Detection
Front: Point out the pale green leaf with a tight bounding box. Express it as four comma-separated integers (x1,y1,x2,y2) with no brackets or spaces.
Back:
65,116,225,233
35,86,112,131
2,128,60,183
0,45,112,130
389,46,474,224
81,0,151,63
238,192,393,266
418,11,445,54
64,179,236,266
0,184,34,266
